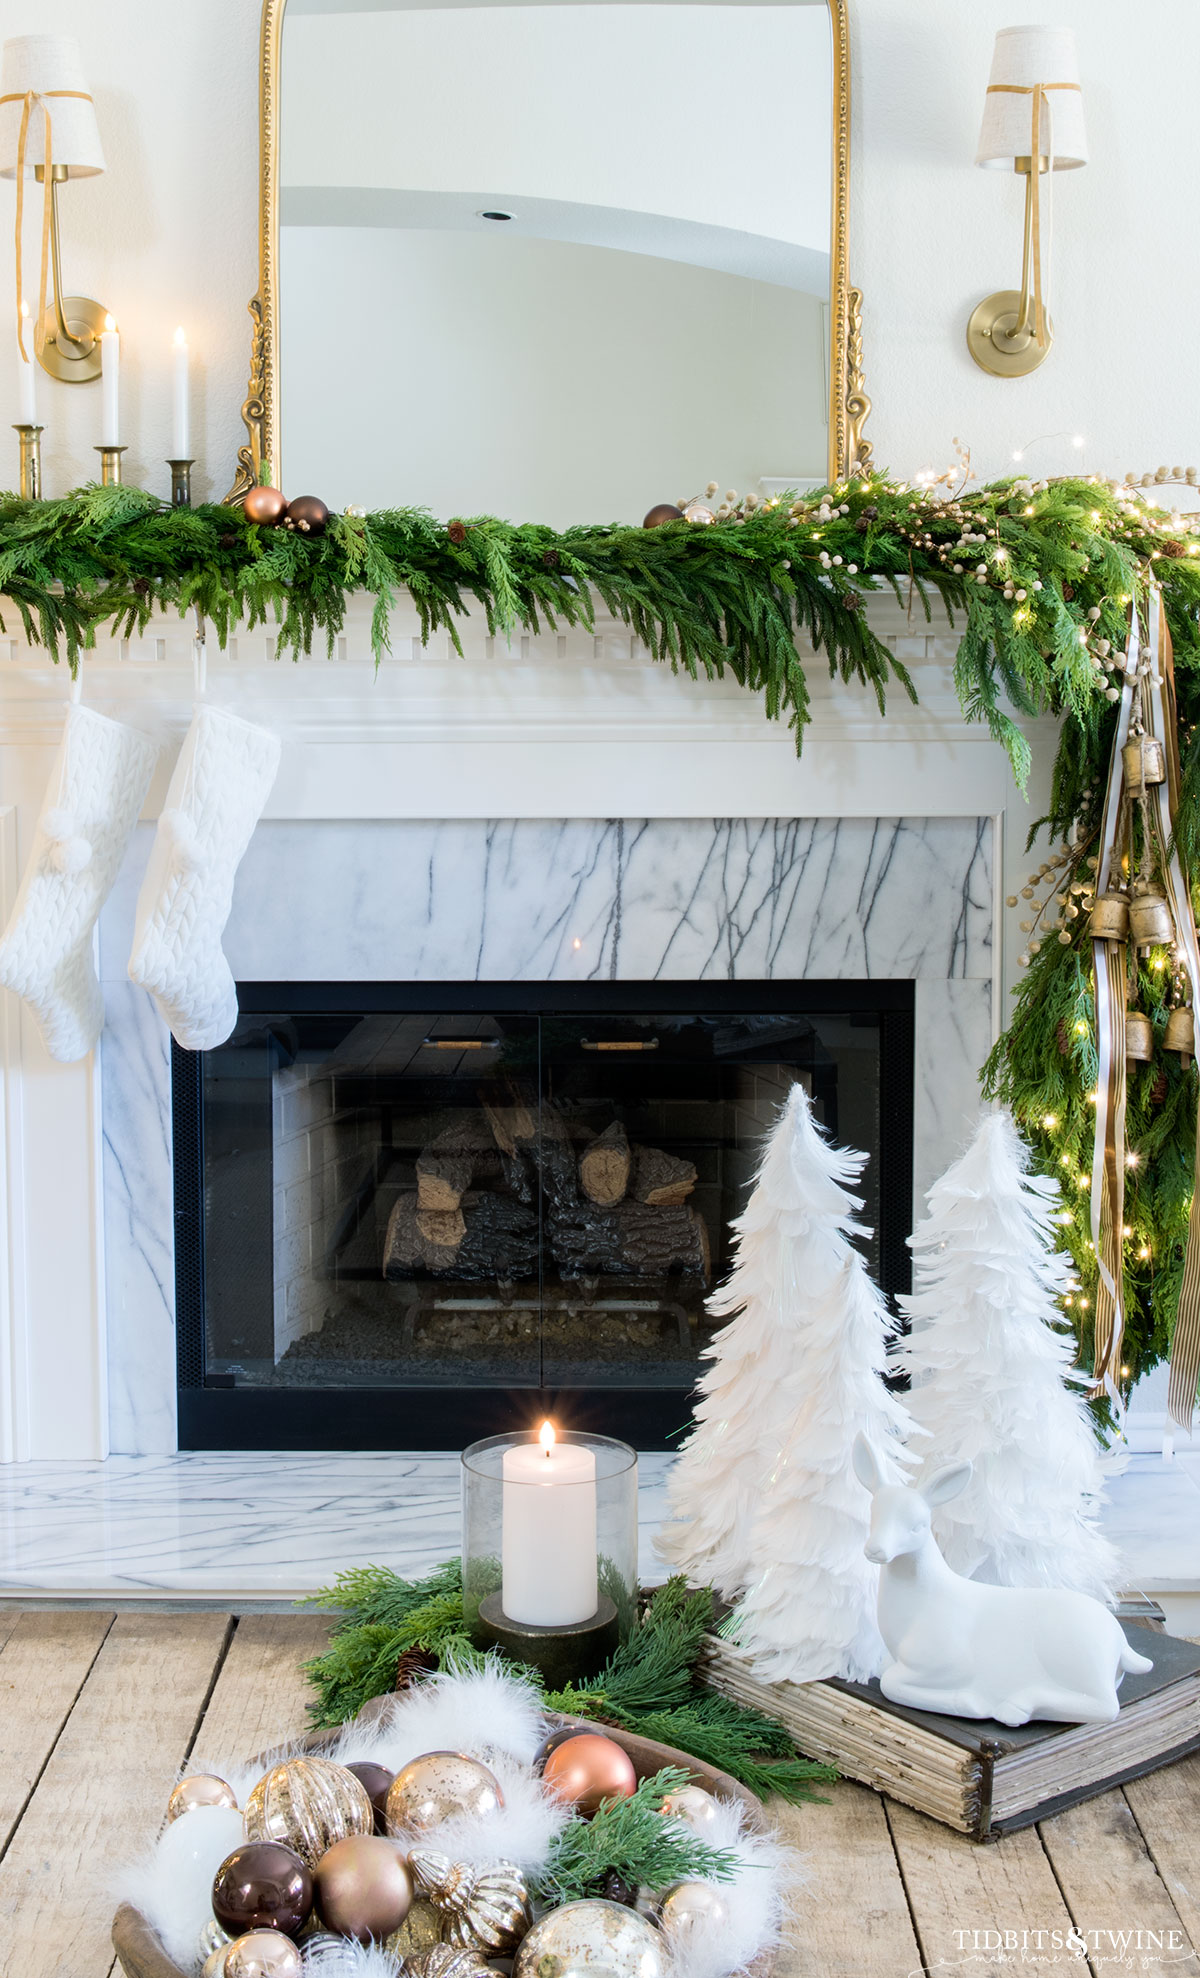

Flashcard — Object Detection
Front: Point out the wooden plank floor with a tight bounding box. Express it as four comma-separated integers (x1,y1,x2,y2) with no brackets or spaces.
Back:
0,1609,1196,1978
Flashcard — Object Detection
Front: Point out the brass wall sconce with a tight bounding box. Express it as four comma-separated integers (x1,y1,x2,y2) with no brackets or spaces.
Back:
0,33,108,384
967,26,1087,378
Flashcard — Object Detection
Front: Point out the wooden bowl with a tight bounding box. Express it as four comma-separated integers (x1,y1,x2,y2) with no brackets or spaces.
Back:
111,1703,767,1978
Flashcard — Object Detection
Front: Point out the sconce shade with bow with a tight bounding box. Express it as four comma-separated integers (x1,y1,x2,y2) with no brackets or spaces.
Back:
968,25,1087,377
0,33,108,383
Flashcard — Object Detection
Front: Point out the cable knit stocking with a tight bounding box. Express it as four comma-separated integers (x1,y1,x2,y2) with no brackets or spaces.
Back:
0,704,158,1062
128,703,280,1051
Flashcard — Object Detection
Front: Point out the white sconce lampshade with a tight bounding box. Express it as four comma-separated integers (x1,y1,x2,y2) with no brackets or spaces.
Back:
0,34,105,179
976,26,1087,172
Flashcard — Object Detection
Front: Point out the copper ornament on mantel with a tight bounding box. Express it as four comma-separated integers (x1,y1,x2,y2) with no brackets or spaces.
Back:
169,1774,239,1821
408,1849,530,1952
244,1755,374,1869
242,485,288,526
385,1751,504,1835
313,1833,415,1943
541,1732,638,1815
642,503,684,528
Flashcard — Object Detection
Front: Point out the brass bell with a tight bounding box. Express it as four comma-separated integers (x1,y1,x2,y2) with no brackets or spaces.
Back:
1123,732,1167,793
1165,1005,1195,1056
1128,888,1174,947
1090,891,1130,941
1125,1009,1154,1061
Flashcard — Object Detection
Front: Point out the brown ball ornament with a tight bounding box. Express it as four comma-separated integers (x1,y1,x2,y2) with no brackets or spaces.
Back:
541,1734,638,1816
284,494,329,536
345,1760,395,1833
386,1750,504,1835
211,1841,313,1939
314,1833,415,1943
224,1931,303,1978
244,1755,374,1869
642,503,684,528
168,1773,238,1821
242,485,288,527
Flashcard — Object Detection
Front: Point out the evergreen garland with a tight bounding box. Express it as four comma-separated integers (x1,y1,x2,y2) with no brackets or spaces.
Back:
531,1765,738,1904
5,469,1199,1383
304,1564,835,1806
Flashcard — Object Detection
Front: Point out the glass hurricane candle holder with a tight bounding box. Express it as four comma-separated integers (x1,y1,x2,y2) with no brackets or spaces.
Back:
462,1426,638,1687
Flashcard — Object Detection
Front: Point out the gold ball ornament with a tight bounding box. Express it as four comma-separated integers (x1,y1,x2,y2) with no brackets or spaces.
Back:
642,503,684,528
385,1750,504,1835
658,1880,731,1941
169,1774,239,1821
242,485,288,527
243,1755,374,1868
513,1900,669,1978
542,1733,638,1816
313,1833,415,1942
384,1897,446,1958
224,1930,303,1978
409,1849,530,1952
657,1783,721,1835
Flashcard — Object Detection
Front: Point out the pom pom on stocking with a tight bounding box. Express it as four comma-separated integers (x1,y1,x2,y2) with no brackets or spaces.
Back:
0,706,157,1061
128,704,280,1051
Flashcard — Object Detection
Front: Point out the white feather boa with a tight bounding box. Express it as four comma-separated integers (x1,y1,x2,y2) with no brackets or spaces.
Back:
113,1661,797,1977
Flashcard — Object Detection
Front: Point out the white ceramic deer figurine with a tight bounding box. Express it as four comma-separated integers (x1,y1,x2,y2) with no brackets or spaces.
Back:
852,1433,1152,1725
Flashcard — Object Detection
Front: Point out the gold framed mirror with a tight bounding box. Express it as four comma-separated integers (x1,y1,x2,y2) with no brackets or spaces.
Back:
231,0,868,508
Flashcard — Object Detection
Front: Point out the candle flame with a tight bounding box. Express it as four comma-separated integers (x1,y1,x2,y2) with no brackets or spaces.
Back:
104,313,116,333
539,1420,556,1457
174,325,186,346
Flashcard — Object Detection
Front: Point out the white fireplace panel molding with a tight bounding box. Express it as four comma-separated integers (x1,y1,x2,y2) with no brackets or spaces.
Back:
0,594,1052,1460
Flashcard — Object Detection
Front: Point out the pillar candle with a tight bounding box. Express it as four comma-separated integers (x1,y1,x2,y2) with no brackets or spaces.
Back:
17,304,36,423
501,1423,597,1627
100,315,120,447
172,326,189,458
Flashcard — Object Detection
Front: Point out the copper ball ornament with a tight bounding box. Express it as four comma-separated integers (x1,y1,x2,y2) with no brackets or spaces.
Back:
313,1833,415,1943
532,1721,592,1775
385,1750,504,1834
224,1931,304,1978
513,1900,669,1978
658,1783,721,1835
345,1759,395,1832
642,503,684,529
242,485,288,527
284,494,329,536
244,1755,374,1868
211,1841,313,1939
541,1733,638,1816
169,1773,239,1821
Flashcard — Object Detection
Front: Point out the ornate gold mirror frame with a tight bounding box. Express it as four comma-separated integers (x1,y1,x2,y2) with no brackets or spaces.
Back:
229,0,869,502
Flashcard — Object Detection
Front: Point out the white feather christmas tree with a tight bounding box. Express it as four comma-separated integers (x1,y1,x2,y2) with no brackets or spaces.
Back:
658,1081,915,1683
897,1108,1119,1603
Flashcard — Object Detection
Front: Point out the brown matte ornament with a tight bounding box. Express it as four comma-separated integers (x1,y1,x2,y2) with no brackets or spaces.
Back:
313,1833,415,1943
211,1842,313,1939
385,1751,504,1834
1125,1010,1154,1062
242,485,288,527
1090,891,1130,941
224,1930,304,1978
345,1760,395,1832
541,1733,638,1815
1165,1005,1195,1055
642,503,684,528
244,1755,374,1869
284,494,330,536
1128,889,1174,947
169,1774,239,1821
408,1850,530,1952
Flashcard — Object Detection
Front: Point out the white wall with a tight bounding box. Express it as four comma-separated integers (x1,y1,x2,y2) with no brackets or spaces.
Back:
0,0,1196,503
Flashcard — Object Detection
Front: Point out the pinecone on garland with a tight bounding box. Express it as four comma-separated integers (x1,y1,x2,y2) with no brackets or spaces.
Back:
1057,1019,1072,1055
447,521,468,545
394,1647,439,1692
1162,540,1187,558
1151,1064,1169,1105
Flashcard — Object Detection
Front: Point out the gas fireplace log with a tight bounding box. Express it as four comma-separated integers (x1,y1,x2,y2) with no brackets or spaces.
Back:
415,1204,467,1249
549,1200,710,1284
415,1150,474,1213
478,1078,538,1156
578,1120,632,1206
630,1145,697,1207
384,1189,538,1281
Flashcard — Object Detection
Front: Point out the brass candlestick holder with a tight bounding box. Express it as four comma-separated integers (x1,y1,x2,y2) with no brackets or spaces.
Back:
95,444,127,487
13,424,43,500
167,459,195,508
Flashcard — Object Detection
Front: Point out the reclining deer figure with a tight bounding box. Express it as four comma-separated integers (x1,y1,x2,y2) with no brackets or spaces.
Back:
852,1433,1153,1725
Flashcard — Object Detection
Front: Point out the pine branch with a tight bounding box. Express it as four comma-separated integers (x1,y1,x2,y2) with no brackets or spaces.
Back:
530,1766,739,1904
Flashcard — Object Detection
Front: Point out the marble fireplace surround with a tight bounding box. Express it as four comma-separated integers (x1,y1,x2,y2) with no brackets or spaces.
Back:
0,591,1053,1462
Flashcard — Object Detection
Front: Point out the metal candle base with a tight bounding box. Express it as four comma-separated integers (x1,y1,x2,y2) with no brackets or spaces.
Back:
477,1592,619,1687
168,458,194,507
96,444,127,487
13,424,43,500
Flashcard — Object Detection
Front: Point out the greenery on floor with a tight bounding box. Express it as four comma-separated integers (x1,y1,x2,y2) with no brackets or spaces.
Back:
304,1562,836,1806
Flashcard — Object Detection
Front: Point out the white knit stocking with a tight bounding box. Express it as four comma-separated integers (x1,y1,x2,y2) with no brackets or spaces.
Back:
0,704,158,1063
128,704,280,1051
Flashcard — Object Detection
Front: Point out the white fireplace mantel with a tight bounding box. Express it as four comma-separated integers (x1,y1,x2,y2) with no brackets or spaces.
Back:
0,592,1055,1462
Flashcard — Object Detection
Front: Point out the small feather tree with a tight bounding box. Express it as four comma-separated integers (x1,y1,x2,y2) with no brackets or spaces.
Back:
659,1081,915,1683
897,1108,1118,1602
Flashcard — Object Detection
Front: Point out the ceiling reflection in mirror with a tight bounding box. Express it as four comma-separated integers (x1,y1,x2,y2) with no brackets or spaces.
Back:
279,0,834,523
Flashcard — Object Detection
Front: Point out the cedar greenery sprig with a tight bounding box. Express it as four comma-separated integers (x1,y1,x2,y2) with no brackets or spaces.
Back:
530,1764,739,1905
303,1566,836,1806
